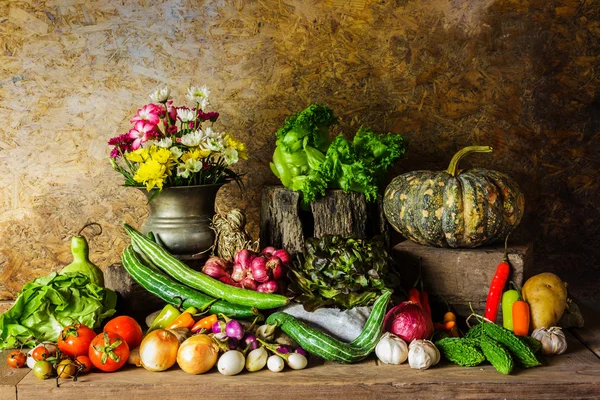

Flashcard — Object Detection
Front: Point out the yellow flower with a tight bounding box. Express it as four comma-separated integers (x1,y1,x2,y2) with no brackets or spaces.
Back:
225,134,248,160
126,148,150,163
150,147,173,164
134,159,168,191
181,148,211,162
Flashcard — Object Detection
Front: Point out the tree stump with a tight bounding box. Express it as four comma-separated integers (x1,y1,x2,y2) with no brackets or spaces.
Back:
104,263,164,325
260,186,389,255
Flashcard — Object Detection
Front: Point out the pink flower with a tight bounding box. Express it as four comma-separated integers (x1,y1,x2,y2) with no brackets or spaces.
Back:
108,133,134,158
130,104,161,125
166,100,177,121
167,125,178,135
198,110,219,122
128,121,157,150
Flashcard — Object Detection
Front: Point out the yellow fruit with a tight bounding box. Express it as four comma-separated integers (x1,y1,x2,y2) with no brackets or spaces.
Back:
522,273,567,330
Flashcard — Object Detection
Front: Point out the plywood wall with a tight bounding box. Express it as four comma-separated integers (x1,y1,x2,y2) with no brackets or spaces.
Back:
1,0,598,300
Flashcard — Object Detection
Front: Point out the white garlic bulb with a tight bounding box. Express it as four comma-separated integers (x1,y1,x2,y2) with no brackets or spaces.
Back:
375,332,409,365
408,339,440,370
531,327,567,356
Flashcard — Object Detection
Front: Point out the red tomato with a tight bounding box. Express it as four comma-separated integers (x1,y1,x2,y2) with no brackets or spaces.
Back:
58,323,97,357
103,316,143,350
75,355,93,374
89,331,129,372
32,346,49,361
7,350,26,368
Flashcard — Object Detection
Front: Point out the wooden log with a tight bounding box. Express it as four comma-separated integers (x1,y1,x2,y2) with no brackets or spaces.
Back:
104,263,164,326
260,186,390,254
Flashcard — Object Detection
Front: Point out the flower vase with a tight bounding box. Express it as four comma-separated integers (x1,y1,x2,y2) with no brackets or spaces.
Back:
138,184,224,261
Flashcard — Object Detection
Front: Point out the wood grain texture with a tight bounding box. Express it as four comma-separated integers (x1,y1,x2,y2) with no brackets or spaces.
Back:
14,333,600,400
0,0,599,302
0,351,29,400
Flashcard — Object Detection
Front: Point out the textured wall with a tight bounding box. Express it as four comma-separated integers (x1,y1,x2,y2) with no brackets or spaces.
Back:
0,0,598,300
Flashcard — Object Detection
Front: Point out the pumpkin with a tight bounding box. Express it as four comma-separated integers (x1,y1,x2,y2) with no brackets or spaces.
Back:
383,146,524,248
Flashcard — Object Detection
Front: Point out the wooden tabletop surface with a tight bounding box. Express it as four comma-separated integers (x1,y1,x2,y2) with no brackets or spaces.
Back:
3,312,599,400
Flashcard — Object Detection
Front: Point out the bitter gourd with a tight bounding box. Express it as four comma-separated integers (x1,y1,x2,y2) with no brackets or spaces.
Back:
520,336,542,354
480,334,514,375
435,337,486,367
483,322,541,368
464,323,484,340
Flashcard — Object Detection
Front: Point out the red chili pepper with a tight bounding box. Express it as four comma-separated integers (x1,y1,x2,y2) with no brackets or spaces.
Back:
408,287,421,304
484,236,511,323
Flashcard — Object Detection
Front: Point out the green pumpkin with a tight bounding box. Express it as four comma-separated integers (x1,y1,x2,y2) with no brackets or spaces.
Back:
383,146,524,248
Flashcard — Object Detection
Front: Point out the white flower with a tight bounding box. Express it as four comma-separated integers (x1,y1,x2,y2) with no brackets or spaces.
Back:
180,130,205,147
155,137,173,148
204,126,223,140
204,138,224,152
177,108,196,123
223,147,239,164
177,158,203,178
149,87,171,103
186,85,210,110
170,146,183,160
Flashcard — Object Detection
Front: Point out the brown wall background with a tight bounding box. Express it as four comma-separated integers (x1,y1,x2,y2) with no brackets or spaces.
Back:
1,0,598,302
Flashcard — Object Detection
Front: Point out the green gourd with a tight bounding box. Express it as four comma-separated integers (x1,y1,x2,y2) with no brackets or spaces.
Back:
480,334,514,375
60,224,104,287
435,337,486,367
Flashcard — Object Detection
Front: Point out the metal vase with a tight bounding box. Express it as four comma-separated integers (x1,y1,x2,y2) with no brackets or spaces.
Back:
139,184,224,260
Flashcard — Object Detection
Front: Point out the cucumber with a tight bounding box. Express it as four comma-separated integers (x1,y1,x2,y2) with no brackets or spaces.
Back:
266,290,392,363
123,223,289,309
121,246,261,320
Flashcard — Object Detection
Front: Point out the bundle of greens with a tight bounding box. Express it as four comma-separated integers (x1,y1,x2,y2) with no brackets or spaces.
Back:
0,272,117,349
270,104,406,205
289,235,400,310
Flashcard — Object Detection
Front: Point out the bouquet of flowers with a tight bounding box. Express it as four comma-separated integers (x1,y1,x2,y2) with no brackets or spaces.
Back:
108,86,247,194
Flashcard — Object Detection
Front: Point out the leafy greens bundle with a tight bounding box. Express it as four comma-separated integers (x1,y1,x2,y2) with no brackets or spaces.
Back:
270,104,406,205
289,235,399,310
0,272,116,349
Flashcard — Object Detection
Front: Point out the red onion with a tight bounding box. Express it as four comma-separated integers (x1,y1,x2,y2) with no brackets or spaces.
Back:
203,263,229,278
257,280,278,294
231,263,246,282
273,249,291,265
235,249,255,269
219,275,239,286
383,301,434,343
251,256,271,283
268,256,285,280
240,277,257,291
261,246,276,256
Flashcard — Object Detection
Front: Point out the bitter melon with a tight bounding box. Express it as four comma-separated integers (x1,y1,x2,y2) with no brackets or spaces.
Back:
481,334,514,375
435,337,486,367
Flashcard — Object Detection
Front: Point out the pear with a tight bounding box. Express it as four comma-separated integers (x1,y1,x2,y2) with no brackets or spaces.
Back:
60,235,105,287
522,272,567,330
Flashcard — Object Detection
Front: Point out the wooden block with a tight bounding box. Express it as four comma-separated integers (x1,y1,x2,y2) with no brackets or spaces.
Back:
392,240,533,317
260,186,389,254
104,263,164,326
0,351,29,400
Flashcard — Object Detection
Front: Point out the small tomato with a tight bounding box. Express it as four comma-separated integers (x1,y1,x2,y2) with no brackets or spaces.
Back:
32,346,50,361
33,360,53,380
7,351,26,369
56,359,78,379
75,355,93,374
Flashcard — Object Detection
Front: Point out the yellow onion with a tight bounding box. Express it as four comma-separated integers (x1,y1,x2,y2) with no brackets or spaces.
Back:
177,334,219,374
139,329,179,372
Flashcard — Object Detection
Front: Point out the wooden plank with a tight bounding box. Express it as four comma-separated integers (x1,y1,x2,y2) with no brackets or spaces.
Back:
16,334,600,400
0,351,30,400
572,300,600,358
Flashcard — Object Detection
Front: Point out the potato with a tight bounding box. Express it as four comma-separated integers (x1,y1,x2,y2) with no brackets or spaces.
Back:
522,273,567,330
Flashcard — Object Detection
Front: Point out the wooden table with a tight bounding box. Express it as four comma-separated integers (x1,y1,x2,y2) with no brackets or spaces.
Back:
3,315,599,400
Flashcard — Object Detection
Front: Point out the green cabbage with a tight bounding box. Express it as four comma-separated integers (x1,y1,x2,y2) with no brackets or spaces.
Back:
0,272,117,349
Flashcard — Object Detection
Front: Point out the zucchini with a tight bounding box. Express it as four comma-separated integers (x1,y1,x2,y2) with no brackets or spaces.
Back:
123,223,289,309
121,245,261,320
266,290,392,363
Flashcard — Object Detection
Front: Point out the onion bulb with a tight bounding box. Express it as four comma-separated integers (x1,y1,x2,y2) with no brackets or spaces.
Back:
383,301,434,343
267,355,285,372
139,329,179,372
177,334,219,374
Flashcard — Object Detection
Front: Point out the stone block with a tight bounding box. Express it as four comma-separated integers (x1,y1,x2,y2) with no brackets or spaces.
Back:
392,240,533,318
